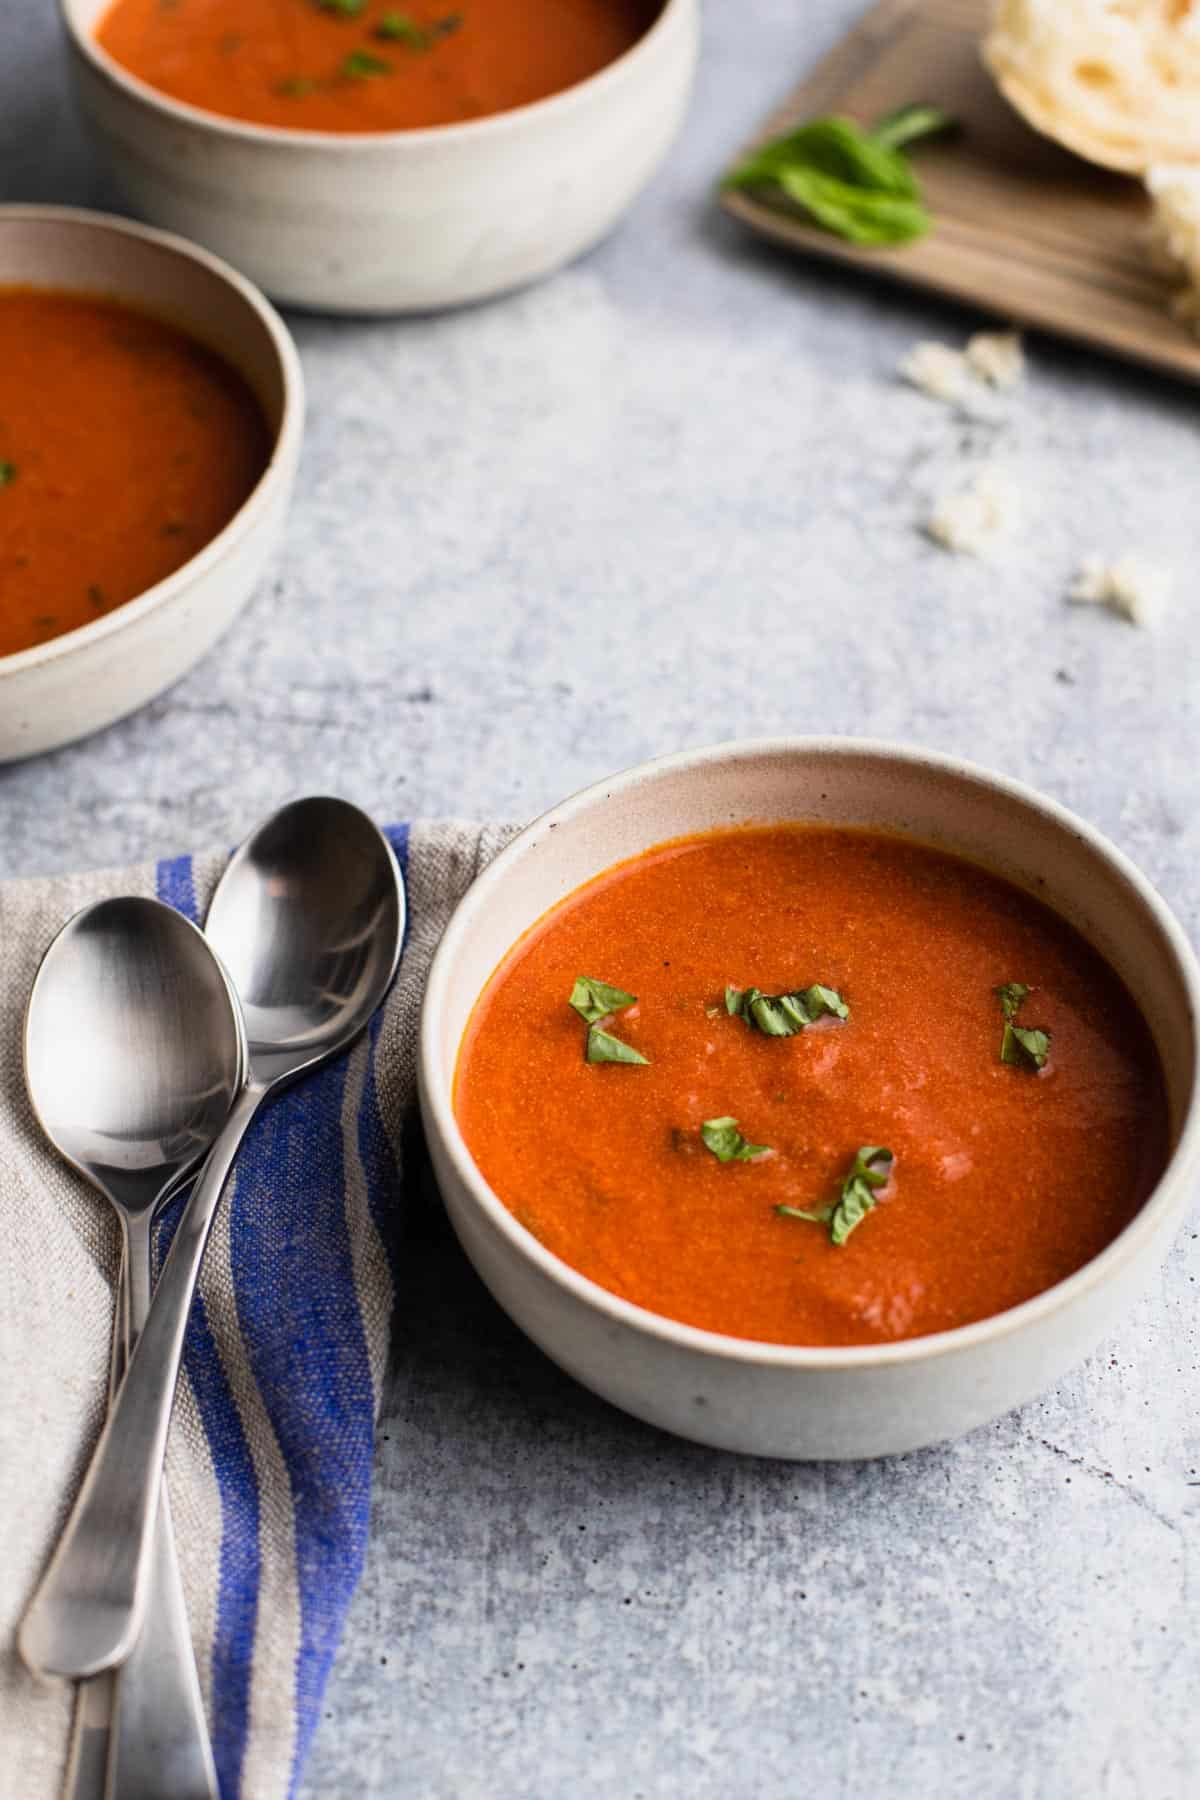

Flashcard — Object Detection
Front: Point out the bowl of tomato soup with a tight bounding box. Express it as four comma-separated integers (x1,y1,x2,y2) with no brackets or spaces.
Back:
0,206,302,761
59,0,698,313
419,739,1200,1460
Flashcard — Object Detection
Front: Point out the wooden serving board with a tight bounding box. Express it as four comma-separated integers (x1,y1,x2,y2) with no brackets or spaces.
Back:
721,0,1200,385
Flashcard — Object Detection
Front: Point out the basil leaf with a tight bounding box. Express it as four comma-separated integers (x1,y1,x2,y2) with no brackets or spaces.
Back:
587,1026,648,1066
776,1203,833,1224
777,167,930,244
726,982,849,1036
701,1116,770,1164
994,981,1031,1023
870,103,957,153
341,49,393,78
723,107,951,247
1000,1024,1051,1071
0,461,16,487
317,0,368,14
277,75,318,96
569,976,637,1025
994,983,1050,1070
830,1145,893,1246
727,117,919,199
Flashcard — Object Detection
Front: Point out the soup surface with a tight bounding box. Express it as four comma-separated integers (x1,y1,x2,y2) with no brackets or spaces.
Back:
455,826,1169,1347
95,0,658,134
0,288,270,658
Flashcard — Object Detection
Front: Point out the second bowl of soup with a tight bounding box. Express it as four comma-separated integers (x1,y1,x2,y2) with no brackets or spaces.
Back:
61,0,699,312
419,739,1200,1459
0,206,302,761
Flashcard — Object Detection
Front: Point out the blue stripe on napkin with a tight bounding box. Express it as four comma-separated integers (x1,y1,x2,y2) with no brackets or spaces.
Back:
154,835,405,1798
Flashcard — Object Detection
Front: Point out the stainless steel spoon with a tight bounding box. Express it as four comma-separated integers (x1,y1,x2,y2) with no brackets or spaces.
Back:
20,799,405,1681
22,897,247,1793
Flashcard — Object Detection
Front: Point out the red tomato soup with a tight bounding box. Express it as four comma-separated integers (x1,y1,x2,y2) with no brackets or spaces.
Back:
95,0,660,134
454,826,1169,1347
0,288,270,659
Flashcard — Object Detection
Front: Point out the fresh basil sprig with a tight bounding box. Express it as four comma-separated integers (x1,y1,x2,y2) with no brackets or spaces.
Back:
777,1145,894,1246
723,105,956,246
0,461,16,487
725,982,848,1036
994,982,1051,1071
701,1117,770,1164
569,976,649,1066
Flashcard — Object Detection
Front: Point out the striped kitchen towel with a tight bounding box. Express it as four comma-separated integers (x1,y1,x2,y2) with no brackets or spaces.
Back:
0,819,517,1800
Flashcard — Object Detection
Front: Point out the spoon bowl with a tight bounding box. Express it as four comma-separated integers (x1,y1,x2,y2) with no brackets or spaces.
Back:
206,796,406,1089
25,896,246,1215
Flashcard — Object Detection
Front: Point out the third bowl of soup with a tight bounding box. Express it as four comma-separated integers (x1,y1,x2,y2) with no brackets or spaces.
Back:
60,0,699,313
419,739,1200,1460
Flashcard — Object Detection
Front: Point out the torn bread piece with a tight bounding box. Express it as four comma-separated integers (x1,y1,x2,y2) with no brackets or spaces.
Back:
1146,165,1200,333
1068,553,1172,627
983,0,1200,174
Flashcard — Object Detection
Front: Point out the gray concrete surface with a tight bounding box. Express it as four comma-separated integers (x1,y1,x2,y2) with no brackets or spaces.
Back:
4,3,1200,1796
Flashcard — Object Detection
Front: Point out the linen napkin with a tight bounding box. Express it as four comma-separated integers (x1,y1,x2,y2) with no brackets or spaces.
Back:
0,819,517,1800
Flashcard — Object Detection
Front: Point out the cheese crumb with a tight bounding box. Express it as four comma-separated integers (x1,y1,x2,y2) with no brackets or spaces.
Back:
925,468,1021,557
900,340,975,404
965,330,1025,388
900,331,1025,406
1146,165,1200,334
1068,553,1172,628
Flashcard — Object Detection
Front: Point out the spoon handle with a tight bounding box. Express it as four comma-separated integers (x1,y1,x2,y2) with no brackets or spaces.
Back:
19,1084,264,1680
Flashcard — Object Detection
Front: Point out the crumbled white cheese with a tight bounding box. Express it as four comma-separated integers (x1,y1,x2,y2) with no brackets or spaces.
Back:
965,330,1026,389
900,331,1025,406
1068,553,1172,627
900,340,975,404
925,468,1021,556
1146,165,1200,334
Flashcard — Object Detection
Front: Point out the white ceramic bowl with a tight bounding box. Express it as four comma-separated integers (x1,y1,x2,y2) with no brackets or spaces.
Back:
59,0,699,314
0,205,303,763
419,739,1200,1460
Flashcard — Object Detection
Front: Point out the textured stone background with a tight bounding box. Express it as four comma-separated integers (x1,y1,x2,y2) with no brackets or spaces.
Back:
4,2,1200,1796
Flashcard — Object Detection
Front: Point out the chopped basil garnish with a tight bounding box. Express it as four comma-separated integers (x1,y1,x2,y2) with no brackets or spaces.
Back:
776,1145,894,1245
277,76,318,96
341,49,393,78
316,0,368,14
701,1117,770,1163
725,982,848,1036
569,976,637,1025
586,1026,648,1067
375,10,462,44
994,982,1051,1071
0,461,16,487
569,976,647,1066
830,1145,893,1244
1001,1024,1051,1071
994,981,1031,1022
723,105,956,246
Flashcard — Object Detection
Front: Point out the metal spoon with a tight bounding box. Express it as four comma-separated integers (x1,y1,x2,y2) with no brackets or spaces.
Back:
20,799,406,1681
22,897,246,1792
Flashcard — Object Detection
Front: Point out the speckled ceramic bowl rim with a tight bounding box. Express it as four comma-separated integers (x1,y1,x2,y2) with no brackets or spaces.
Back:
60,0,689,151
0,204,304,679
421,736,1200,1371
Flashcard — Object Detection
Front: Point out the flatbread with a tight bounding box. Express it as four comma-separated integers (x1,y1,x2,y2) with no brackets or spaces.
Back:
982,0,1200,173
1147,165,1200,330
